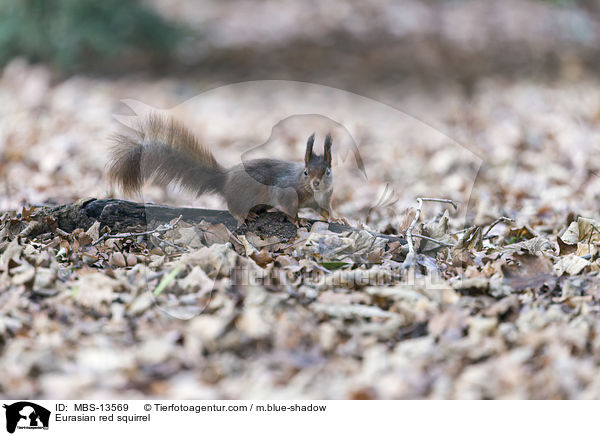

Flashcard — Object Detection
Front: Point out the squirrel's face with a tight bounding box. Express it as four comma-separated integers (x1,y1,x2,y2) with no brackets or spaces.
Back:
303,133,333,191
302,164,332,191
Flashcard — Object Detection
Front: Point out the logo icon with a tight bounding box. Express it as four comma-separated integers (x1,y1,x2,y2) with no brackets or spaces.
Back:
3,402,50,433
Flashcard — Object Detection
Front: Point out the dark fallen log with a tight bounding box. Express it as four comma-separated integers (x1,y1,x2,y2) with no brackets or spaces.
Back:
34,198,406,244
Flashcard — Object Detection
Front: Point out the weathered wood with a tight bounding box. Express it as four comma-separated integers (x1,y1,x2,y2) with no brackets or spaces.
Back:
34,198,406,244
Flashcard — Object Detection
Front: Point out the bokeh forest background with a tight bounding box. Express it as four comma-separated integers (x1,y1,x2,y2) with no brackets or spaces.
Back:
3,0,600,399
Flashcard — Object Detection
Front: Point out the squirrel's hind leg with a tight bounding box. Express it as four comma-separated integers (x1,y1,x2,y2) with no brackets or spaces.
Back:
232,205,271,226
233,213,247,227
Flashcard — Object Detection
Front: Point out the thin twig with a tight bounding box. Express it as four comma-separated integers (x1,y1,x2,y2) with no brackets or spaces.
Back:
419,198,458,210
403,198,423,268
153,235,186,250
450,225,477,235
412,233,455,247
92,215,182,246
18,221,42,238
587,224,600,254
55,228,71,238
483,216,514,238
403,197,457,268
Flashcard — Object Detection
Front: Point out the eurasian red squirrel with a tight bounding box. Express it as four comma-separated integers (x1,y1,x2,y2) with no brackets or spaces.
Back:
108,115,336,225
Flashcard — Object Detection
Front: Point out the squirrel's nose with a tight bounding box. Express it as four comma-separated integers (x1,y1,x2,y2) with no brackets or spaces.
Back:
313,180,320,188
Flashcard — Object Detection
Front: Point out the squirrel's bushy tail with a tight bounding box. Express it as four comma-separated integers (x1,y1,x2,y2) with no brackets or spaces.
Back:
108,114,225,196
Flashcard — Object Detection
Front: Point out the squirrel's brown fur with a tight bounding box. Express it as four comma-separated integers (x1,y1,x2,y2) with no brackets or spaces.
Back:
108,114,225,196
108,115,335,224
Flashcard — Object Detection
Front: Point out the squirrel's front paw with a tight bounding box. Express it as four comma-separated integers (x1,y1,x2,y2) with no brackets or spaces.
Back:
330,215,349,226
245,211,260,222
288,216,310,228
297,217,311,227
319,209,348,226
283,213,300,227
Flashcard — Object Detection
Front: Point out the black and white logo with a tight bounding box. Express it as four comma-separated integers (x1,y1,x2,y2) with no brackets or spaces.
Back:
3,402,50,434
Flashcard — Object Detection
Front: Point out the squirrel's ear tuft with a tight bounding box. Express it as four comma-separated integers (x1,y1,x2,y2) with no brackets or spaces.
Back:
324,133,332,167
305,133,315,166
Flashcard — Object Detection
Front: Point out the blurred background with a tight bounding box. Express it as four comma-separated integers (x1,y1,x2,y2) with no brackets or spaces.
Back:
2,0,600,85
2,0,600,223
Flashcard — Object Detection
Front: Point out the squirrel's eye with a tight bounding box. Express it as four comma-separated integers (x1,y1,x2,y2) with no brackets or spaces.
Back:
303,169,308,176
